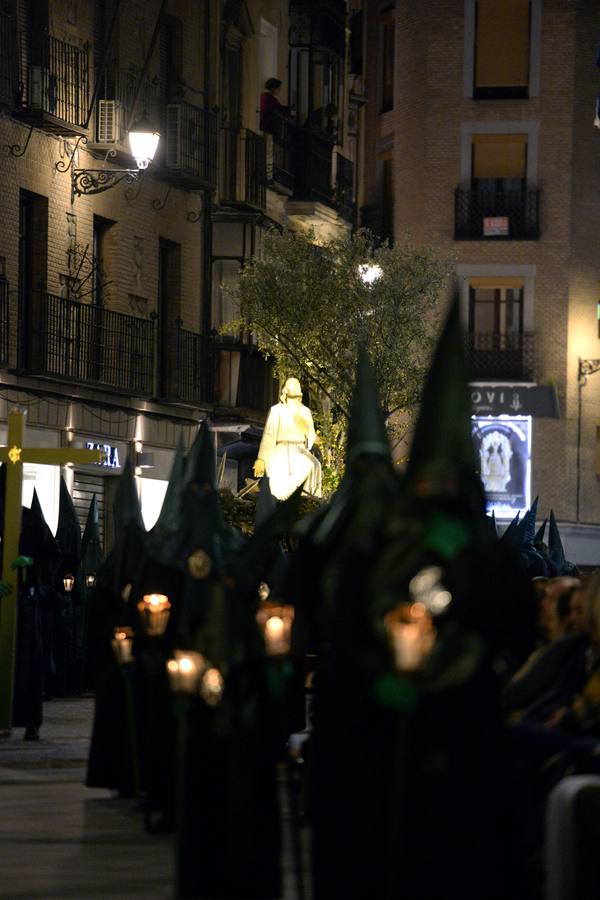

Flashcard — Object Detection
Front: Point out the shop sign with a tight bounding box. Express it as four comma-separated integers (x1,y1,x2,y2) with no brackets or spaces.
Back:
472,416,531,519
470,384,559,418
483,216,509,236
86,441,121,469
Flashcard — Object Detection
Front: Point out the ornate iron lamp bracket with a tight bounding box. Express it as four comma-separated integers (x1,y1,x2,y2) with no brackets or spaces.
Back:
71,167,141,201
578,358,600,385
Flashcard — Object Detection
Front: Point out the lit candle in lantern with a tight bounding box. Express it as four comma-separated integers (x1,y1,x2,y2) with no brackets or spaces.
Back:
138,593,171,636
200,667,224,706
85,572,96,589
112,626,135,664
384,602,435,672
166,651,206,694
256,602,295,657
63,573,75,593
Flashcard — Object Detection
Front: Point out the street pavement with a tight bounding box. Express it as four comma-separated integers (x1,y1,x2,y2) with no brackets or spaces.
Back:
0,698,308,899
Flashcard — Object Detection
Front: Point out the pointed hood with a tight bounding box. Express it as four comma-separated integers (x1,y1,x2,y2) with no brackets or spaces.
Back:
499,511,520,547
185,420,217,491
406,297,487,529
81,494,103,581
345,347,390,465
548,510,569,574
147,441,187,558
56,476,82,571
113,451,145,533
535,518,547,545
255,473,277,529
22,489,62,585
514,497,538,548
486,511,498,540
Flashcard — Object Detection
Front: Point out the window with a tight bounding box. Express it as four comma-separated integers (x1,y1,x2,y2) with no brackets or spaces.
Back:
381,18,395,113
468,278,524,335
474,0,530,99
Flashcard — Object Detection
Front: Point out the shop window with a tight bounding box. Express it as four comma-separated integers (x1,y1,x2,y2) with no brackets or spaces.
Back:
474,0,530,99
380,17,395,113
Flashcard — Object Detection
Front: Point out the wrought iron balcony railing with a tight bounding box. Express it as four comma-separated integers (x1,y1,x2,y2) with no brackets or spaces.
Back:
0,10,17,109
269,111,295,193
335,152,354,222
0,279,9,367
292,126,334,205
466,332,535,382
28,294,154,395
220,128,266,210
94,66,161,143
167,323,211,405
161,101,218,189
455,187,540,240
17,32,89,129
214,341,276,412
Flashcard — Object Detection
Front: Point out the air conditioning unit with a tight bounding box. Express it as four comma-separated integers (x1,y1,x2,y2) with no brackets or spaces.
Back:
96,99,123,144
166,103,183,168
28,66,49,110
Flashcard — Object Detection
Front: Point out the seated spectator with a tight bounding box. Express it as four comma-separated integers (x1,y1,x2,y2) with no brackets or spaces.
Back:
259,78,293,134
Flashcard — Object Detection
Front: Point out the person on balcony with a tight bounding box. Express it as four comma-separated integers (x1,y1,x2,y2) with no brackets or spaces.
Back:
259,78,294,134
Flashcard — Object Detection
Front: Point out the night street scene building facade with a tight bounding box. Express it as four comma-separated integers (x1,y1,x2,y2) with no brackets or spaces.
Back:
0,0,357,547
361,0,600,563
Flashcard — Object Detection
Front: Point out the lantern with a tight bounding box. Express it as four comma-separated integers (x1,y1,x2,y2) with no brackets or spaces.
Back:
138,593,171,637
128,119,160,170
63,573,75,593
85,572,97,589
112,626,135,665
256,596,295,657
166,651,206,694
384,602,435,673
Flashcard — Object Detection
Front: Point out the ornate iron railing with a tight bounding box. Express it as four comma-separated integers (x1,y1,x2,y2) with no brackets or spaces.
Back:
455,187,540,240
173,325,210,405
94,66,161,142
244,129,266,209
220,128,266,209
335,152,354,221
270,110,295,193
0,279,9,367
32,294,154,394
292,126,334,204
0,10,16,109
214,342,276,412
163,101,218,188
18,32,89,126
465,332,535,382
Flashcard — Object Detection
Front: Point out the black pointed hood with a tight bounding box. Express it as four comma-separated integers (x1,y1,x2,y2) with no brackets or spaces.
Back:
113,451,145,533
56,476,82,572
345,347,391,465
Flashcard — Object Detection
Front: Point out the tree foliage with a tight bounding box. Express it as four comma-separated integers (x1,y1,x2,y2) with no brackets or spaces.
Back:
228,228,451,493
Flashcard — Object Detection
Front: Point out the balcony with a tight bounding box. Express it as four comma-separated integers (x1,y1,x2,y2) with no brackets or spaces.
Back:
0,10,16,109
26,294,154,395
269,111,295,194
220,128,266,210
94,67,161,145
0,279,8,367
291,126,334,205
465,332,535,382
159,101,218,190
455,187,540,240
16,33,89,132
213,341,276,413
159,322,211,406
335,153,354,222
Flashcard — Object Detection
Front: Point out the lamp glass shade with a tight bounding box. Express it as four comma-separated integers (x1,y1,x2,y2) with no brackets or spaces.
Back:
112,626,135,665
138,593,171,637
128,124,160,169
63,573,75,593
358,263,383,285
85,573,96,589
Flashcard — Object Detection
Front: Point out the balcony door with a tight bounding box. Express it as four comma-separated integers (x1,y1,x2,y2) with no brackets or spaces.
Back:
18,189,47,371
468,280,530,380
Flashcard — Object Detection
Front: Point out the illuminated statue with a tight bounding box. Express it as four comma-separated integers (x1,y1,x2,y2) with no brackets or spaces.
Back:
253,377,322,500
480,430,512,493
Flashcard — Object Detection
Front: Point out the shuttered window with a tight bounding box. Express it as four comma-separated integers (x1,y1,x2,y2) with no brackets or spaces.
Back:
472,134,527,180
474,0,530,98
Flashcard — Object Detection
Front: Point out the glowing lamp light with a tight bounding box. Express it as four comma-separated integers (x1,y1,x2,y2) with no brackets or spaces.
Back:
128,119,160,170
166,650,206,694
384,602,435,673
112,626,135,665
200,668,224,706
85,573,97,589
63,573,75,593
358,263,383,285
256,598,295,657
138,593,171,637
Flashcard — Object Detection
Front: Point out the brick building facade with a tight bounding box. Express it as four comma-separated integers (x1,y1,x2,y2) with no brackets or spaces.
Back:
0,0,360,544
361,0,600,563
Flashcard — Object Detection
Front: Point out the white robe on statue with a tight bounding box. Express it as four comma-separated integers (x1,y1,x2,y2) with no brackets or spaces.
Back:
258,402,322,500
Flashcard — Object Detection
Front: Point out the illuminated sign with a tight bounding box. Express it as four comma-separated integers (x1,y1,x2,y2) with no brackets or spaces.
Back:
472,416,531,519
86,441,121,469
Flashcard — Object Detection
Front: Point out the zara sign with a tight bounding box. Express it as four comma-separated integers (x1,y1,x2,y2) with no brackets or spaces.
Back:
85,441,121,469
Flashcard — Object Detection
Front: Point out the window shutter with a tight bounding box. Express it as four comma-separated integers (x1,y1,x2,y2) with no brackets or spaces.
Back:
475,0,530,88
472,134,527,179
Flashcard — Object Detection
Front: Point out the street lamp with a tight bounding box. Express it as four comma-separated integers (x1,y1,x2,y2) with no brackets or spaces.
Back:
576,358,600,521
62,119,161,200
358,263,383,285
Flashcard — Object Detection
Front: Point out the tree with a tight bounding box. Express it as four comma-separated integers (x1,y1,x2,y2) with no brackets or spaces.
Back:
227,228,451,494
